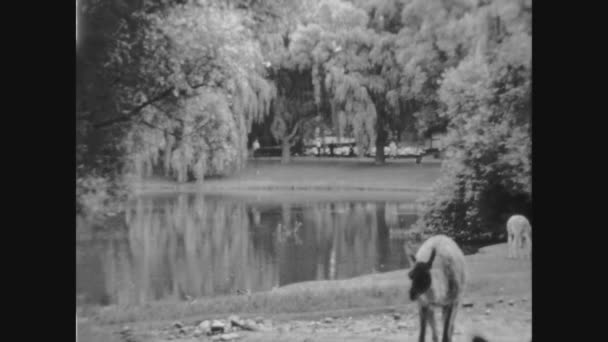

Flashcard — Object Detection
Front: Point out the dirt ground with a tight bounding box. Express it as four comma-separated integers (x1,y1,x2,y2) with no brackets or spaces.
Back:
77,243,531,342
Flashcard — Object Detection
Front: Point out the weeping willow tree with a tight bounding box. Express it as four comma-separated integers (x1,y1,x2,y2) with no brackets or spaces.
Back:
87,1,277,188
288,0,419,163
76,1,284,216
267,46,321,164
252,0,327,164
284,0,484,163
270,94,318,163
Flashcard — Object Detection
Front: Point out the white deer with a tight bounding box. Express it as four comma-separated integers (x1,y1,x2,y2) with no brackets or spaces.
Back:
506,215,532,259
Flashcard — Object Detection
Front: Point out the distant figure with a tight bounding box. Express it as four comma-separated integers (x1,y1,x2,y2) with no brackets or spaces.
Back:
389,141,398,158
506,214,532,259
415,147,423,164
316,138,322,157
252,208,261,226
252,139,260,158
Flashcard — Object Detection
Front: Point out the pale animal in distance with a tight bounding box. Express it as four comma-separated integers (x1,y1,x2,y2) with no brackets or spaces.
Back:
506,215,532,259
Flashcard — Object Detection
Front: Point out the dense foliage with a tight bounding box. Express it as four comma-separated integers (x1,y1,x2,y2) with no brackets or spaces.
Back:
285,0,485,163
77,0,532,240
77,0,280,215
414,0,532,241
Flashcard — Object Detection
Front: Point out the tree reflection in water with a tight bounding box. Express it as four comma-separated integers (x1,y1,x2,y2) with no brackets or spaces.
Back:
76,194,418,307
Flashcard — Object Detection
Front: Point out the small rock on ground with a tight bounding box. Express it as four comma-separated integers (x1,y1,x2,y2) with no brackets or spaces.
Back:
229,315,241,325
397,322,409,329
211,320,226,335
217,333,240,341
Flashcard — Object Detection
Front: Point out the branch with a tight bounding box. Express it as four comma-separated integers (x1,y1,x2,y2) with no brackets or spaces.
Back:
286,112,318,142
286,119,304,142
183,117,212,138
151,103,184,124
93,87,175,129
139,119,173,136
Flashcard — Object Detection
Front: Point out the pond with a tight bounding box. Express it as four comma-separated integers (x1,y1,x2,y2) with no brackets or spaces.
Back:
75,192,474,308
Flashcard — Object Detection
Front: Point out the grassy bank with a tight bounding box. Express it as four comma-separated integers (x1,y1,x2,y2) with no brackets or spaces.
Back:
80,243,530,327
131,157,442,195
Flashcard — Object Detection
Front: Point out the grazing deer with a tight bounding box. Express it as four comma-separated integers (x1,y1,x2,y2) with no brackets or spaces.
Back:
409,235,467,342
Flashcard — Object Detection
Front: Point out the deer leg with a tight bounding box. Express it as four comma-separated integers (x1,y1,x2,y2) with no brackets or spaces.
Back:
442,305,454,342
428,307,439,342
419,306,428,342
448,303,459,342
518,234,526,259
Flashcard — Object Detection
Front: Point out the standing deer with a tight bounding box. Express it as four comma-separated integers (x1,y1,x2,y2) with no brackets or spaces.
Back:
506,215,532,259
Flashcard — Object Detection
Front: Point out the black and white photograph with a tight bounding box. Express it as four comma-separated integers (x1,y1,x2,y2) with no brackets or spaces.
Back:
76,1,532,341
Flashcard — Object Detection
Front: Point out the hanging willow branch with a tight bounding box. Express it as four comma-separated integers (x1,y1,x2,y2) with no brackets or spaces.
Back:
93,87,176,129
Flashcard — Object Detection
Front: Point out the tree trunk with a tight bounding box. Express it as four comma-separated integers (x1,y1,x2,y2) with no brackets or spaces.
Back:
281,139,291,164
376,202,389,270
375,113,387,164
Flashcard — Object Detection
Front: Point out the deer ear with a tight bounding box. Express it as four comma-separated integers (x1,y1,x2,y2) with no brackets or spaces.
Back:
426,249,436,268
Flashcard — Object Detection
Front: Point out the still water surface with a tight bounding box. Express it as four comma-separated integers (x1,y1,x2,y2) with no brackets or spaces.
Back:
76,193,429,307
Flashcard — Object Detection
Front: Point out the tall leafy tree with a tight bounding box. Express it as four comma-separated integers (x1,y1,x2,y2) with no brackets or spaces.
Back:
289,0,382,161
416,0,532,241
112,1,276,182
259,0,324,163
76,0,278,214
288,0,472,163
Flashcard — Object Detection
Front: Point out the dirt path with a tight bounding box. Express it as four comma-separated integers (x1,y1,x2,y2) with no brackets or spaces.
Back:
235,302,531,342
78,243,531,342
107,298,530,342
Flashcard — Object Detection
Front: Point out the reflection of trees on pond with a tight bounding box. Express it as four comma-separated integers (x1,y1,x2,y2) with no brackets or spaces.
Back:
98,194,280,305
77,197,417,306
384,202,399,228
291,202,377,282
376,202,390,271
76,216,135,306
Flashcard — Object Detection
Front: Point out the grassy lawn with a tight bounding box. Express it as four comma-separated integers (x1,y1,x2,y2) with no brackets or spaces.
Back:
79,243,529,327
132,157,443,195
